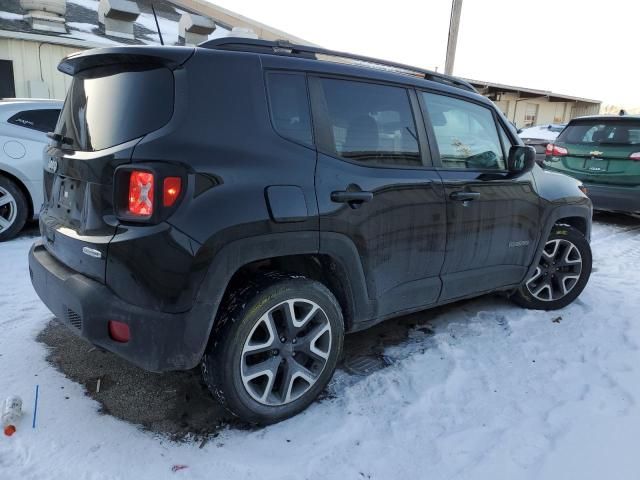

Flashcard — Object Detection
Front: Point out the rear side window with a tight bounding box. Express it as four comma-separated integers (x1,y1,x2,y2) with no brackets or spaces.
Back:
55,65,174,151
557,120,640,145
421,92,506,170
8,109,60,133
266,72,313,146
316,78,421,167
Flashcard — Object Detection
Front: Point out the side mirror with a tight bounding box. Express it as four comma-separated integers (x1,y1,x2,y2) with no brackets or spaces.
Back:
508,145,536,174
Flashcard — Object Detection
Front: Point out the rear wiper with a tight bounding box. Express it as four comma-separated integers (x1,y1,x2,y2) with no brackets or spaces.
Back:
47,132,74,146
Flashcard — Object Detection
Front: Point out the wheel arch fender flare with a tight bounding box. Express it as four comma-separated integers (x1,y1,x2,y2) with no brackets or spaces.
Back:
191,230,372,361
523,204,592,283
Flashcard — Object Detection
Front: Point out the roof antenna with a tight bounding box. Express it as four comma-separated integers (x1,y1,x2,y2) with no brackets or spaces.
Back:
151,4,165,45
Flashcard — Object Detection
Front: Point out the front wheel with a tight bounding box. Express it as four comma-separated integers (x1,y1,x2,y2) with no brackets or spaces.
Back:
202,273,344,425
512,224,592,310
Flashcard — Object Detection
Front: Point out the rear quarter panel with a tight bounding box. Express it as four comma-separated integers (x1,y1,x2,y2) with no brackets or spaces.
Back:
106,49,319,313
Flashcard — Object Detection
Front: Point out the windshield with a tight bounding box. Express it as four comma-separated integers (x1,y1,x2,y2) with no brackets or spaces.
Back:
55,65,174,151
557,120,640,146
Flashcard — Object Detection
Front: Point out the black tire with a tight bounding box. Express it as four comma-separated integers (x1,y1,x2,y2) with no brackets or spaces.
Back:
201,273,344,425
512,224,592,310
0,176,29,242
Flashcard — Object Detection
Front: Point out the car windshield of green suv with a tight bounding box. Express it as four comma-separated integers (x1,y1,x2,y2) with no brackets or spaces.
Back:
545,118,640,186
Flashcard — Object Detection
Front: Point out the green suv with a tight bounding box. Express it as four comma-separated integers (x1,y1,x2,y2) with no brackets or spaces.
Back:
544,115,640,214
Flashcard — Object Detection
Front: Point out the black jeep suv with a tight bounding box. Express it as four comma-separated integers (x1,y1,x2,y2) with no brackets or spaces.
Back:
29,38,592,424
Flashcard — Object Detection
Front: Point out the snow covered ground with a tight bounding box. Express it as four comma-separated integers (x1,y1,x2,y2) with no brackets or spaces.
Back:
1,216,640,480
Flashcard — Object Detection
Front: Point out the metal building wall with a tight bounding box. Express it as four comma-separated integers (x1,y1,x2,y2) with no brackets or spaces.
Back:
570,103,601,119
0,37,82,99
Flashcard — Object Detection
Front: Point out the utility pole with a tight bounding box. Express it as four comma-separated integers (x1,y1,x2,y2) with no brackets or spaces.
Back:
444,0,463,75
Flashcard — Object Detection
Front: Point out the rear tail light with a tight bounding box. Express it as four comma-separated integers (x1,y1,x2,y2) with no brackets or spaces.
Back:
630,152,640,161
115,166,185,223
128,171,154,217
163,177,182,207
546,144,568,157
108,320,130,343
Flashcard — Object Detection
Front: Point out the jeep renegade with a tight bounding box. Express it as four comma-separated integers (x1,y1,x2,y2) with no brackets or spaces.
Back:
29,38,593,424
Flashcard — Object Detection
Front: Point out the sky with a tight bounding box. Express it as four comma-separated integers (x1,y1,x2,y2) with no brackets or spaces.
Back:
209,0,639,108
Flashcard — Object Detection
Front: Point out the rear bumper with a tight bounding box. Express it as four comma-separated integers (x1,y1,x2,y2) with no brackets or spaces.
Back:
584,183,640,214
29,241,212,372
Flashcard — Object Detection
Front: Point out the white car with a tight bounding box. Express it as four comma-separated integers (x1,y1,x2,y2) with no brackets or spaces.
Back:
518,123,567,164
518,123,566,142
0,99,62,240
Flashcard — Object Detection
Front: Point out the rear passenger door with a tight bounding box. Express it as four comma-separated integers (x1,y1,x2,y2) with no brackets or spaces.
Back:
310,77,447,319
418,91,541,301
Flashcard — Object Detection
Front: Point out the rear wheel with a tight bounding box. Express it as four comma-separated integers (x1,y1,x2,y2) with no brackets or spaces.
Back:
0,177,28,242
202,273,344,424
512,225,592,310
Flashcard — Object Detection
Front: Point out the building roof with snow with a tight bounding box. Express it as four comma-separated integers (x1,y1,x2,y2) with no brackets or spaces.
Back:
0,0,233,47
0,0,310,99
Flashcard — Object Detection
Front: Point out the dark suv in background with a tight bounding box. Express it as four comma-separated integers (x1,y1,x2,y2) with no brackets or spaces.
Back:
29,39,593,424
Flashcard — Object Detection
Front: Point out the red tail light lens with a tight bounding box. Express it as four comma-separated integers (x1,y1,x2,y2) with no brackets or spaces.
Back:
546,144,568,157
128,171,154,217
630,152,640,161
108,320,130,343
163,177,182,207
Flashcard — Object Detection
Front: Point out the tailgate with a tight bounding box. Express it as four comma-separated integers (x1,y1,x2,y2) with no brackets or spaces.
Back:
41,144,136,282
557,144,640,185
40,51,182,282
551,119,640,186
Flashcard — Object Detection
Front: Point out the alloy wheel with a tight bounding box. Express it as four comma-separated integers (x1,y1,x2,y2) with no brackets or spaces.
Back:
526,238,582,302
240,298,332,406
0,186,17,234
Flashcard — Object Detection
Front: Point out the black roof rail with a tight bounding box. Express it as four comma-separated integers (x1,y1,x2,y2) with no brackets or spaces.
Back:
199,38,477,93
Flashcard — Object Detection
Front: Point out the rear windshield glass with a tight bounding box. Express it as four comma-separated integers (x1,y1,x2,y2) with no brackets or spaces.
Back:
557,120,640,146
55,65,174,151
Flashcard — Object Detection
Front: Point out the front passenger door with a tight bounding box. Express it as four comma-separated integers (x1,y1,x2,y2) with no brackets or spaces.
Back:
419,92,541,301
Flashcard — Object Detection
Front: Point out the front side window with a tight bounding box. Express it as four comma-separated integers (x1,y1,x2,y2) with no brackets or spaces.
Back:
266,72,313,146
8,109,60,133
421,92,506,170
317,78,421,167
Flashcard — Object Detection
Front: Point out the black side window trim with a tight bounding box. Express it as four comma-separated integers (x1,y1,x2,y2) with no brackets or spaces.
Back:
264,70,316,149
496,118,514,160
308,74,433,170
418,89,511,173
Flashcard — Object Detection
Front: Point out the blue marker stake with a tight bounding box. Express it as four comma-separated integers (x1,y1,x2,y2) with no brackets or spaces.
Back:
32,385,39,429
